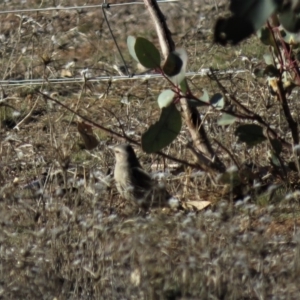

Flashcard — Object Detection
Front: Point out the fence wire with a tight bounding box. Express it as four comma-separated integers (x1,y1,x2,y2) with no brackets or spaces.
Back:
0,0,224,88
0,70,246,87
0,1,178,15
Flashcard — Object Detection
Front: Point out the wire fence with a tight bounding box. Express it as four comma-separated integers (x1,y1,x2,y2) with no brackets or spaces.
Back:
0,70,246,87
0,0,226,88
0,1,178,15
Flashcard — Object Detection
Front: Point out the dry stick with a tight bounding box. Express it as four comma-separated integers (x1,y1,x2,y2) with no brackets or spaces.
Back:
38,92,134,141
0,101,18,111
102,107,130,138
276,79,299,145
268,19,300,83
67,74,88,133
143,0,225,174
143,0,175,57
182,99,225,173
266,21,299,146
37,92,198,169
13,96,39,130
101,3,130,76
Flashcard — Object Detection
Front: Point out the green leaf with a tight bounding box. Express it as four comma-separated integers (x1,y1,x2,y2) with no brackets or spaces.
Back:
200,89,209,103
179,78,188,95
217,113,237,126
187,89,209,107
264,65,280,77
163,52,183,77
214,0,280,45
127,36,139,62
157,89,175,108
280,30,299,45
253,68,265,78
258,26,274,46
230,0,280,30
210,93,224,110
270,138,282,155
214,17,254,45
235,124,266,147
134,37,161,69
270,152,281,166
278,6,300,33
165,49,188,86
142,103,182,153
296,49,300,61
257,26,279,55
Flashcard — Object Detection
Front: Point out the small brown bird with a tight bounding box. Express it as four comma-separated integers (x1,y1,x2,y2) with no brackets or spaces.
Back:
113,144,181,210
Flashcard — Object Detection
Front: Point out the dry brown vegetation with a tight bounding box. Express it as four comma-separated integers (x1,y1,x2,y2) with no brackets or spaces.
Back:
1,0,300,299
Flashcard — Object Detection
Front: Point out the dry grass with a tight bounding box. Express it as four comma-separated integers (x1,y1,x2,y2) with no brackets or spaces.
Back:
1,0,300,299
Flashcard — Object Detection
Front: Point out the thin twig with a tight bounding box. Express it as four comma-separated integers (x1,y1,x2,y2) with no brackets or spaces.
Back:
101,4,130,77
13,96,39,130
213,138,240,169
209,69,291,148
37,91,199,168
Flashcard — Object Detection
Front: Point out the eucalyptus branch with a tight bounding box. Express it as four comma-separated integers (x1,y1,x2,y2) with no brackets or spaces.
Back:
143,0,225,173
37,91,198,169
266,22,299,146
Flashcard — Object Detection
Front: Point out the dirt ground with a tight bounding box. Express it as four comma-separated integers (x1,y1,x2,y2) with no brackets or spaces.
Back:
0,0,300,299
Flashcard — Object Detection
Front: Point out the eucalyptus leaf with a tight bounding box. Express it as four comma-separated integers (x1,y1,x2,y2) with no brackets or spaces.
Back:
200,89,209,103
210,93,224,110
127,36,139,62
134,37,161,69
235,124,266,147
214,17,254,45
217,113,237,125
157,89,175,108
253,68,265,78
142,103,182,153
179,78,188,94
258,26,274,46
264,65,280,77
163,52,183,77
215,0,280,45
270,152,281,167
278,6,300,33
230,0,280,30
167,49,188,86
270,138,282,155
281,29,300,45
